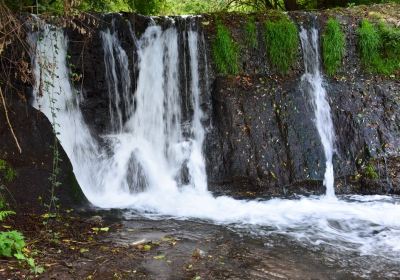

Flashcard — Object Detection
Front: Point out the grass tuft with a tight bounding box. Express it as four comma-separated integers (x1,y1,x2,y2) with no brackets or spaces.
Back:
357,19,400,75
322,18,346,76
212,22,240,75
244,16,258,49
264,18,299,74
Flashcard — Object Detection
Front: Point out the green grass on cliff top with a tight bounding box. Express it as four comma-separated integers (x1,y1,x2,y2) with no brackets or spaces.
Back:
264,17,299,74
357,19,400,75
322,18,346,76
212,22,240,75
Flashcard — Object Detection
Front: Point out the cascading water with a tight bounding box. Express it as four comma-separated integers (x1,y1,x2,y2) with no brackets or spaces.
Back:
101,23,132,132
300,26,336,197
30,19,209,205
29,17,400,271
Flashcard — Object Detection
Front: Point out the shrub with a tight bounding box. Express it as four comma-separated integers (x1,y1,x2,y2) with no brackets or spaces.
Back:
212,22,240,75
322,18,346,76
264,17,299,74
245,16,258,49
357,19,400,75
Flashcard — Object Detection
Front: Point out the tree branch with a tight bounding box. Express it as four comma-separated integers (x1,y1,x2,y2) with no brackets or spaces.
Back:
0,87,22,154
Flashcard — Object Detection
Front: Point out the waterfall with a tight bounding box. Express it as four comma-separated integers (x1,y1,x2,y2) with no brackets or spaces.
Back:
300,26,336,197
101,23,132,132
30,19,208,206
29,24,104,198
187,30,207,192
28,18,400,260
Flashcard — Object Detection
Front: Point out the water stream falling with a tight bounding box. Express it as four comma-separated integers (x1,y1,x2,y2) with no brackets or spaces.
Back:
300,26,336,197
29,19,400,271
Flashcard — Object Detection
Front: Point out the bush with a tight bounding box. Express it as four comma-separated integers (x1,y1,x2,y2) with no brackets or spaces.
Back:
357,19,400,75
212,22,240,75
245,17,258,49
322,18,346,76
264,18,299,74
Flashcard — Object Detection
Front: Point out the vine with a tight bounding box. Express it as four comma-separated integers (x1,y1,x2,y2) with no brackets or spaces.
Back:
36,27,62,213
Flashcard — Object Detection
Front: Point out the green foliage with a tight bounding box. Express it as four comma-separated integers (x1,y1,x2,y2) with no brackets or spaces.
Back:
245,17,258,48
163,0,226,14
212,22,240,75
0,210,15,221
0,159,17,183
128,0,165,15
0,230,43,273
357,19,400,75
264,17,299,74
3,0,400,14
0,196,5,210
322,18,345,76
364,162,379,179
0,231,25,258
378,22,400,72
357,20,383,71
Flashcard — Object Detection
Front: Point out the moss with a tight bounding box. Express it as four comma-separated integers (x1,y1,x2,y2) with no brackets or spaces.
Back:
0,159,17,184
322,18,346,76
357,19,400,75
364,162,379,180
244,16,258,49
212,22,240,75
264,17,299,74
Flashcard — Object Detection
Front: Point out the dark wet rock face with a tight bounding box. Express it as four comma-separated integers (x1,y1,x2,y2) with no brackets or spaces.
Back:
203,12,400,196
205,73,400,196
0,95,86,211
330,79,400,194
206,76,325,196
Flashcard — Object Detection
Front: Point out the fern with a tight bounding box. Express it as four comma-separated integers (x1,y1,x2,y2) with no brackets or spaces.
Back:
0,210,15,221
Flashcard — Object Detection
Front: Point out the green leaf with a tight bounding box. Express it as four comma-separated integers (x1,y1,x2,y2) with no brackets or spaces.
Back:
27,257,35,267
13,252,26,260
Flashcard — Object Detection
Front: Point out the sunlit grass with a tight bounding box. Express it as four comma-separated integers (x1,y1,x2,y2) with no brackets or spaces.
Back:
264,17,299,74
322,18,346,76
